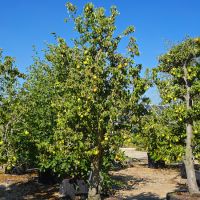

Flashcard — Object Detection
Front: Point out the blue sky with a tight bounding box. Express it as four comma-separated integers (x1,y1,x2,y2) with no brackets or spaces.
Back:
0,0,200,104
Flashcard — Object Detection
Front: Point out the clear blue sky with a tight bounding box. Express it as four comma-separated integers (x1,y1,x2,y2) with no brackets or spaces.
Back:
0,0,200,104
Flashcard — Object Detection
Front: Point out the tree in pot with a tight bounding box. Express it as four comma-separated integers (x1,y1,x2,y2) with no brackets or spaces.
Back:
154,37,200,194
44,2,149,199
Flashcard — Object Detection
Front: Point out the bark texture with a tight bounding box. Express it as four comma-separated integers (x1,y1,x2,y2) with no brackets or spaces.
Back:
88,157,102,200
183,64,199,194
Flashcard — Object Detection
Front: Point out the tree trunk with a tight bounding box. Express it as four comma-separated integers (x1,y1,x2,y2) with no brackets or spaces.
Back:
184,123,199,193
88,156,102,200
183,64,199,194
88,116,104,200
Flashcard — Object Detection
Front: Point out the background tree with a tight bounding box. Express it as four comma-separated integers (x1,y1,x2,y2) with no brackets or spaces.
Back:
134,104,185,167
154,37,200,194
18,55,57,172
0,49,25,169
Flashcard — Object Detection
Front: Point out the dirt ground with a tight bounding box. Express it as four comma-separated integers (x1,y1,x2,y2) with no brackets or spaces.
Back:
0,171,60,200
0,159,187,200
106,160,187,200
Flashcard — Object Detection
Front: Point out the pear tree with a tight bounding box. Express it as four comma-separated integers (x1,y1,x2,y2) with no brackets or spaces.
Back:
135,105,185,166
43,3,149,199
155,38,200,194
0,50,25,168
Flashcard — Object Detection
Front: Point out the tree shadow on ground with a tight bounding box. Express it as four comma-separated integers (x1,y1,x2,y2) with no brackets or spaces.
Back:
122,192,165,200
111,173,148,191
109,162,189,200
0,178,60,199
110,174,164,200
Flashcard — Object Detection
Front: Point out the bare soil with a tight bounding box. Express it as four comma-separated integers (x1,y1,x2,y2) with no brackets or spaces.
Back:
0,172,60,200
0,160,187,200
105,160,187,200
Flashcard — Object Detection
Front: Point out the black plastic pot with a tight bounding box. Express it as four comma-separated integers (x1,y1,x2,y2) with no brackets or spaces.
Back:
59,179,88,200
5,165,26,175
179,163,200,186
166,192,200,200
179,163,187,179
147,153,165,169
38,169,60,185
